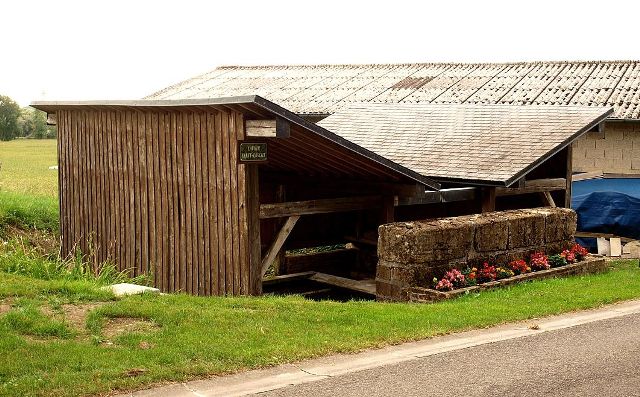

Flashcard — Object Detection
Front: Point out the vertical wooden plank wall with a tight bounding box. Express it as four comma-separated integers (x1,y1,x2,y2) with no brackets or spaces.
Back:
56,108,260,295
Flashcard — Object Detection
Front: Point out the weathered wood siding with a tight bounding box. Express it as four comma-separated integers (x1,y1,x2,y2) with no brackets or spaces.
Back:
56,108,260,295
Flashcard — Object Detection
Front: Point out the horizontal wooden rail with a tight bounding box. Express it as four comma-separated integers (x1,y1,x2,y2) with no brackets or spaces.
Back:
259,196,383,219
309,272,377,295
496,178,567,197
575,232,634,244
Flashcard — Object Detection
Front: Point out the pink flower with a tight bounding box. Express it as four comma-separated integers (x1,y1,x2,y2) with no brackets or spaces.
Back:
530,252,550,271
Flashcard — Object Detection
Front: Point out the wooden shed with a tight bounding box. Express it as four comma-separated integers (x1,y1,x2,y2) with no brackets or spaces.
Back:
32,97,611,296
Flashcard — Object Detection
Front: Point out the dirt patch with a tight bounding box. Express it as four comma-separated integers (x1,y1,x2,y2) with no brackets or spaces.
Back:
62,303,105,331
40,302,108,336
2,225,59,256
102,317,159,339
0,298,14,315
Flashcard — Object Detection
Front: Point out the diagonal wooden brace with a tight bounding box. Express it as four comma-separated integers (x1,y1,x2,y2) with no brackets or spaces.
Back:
260,215,300,277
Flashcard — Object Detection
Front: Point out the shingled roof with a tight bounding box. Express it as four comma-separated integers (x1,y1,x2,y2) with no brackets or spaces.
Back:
317,103,612,186
146,61,640,120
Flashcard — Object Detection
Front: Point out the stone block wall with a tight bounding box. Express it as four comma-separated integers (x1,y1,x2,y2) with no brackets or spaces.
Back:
573,121,640,173
376,208,577,301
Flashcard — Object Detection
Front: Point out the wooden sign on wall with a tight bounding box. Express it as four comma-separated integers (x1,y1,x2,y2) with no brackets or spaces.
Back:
239,142,268,162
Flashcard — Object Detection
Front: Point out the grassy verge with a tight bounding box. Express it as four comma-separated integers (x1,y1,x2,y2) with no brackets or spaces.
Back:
0,259,638,397
0,139,58,197
0,191,59,233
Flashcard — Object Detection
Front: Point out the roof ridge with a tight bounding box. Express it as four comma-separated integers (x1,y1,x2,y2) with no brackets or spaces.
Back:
215,60,640,70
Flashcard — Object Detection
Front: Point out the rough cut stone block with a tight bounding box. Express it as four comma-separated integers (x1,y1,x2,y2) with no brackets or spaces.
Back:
375,280,406,301
474,214,509,252
378,218,473,263
375,261,393,281
508,211,545,249
391,267,415,284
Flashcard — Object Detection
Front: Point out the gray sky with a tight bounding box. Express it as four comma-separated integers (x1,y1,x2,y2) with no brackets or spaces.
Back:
3,0,638,106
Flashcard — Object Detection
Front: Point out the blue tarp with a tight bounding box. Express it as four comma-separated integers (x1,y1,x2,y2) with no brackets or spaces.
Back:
571,178,640,249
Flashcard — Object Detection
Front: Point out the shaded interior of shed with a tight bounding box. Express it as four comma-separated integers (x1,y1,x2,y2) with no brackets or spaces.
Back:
31,96,610,299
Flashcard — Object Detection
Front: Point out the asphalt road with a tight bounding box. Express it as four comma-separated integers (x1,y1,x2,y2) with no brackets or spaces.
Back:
253,313,640,397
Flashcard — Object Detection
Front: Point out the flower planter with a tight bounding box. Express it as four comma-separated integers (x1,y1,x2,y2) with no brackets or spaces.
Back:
406,256,607,303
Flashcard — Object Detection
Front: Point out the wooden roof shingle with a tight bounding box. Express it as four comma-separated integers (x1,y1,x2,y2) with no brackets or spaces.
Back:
317,103,612,186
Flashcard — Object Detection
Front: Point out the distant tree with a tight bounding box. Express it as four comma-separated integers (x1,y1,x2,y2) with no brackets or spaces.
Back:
0,95,20,141
18,107,55,139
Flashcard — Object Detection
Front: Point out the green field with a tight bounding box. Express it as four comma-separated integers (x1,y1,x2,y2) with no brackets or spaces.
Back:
0,138,639,397
0,139,58,197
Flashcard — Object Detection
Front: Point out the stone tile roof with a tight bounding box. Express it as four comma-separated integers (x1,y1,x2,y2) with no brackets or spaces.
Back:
146,61,640,120
317,103,612,185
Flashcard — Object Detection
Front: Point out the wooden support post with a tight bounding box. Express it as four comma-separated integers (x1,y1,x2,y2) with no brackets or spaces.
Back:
261,215,300,278
246,165,262,295
382,195,395,224
565,145,573,208
481,187,496,213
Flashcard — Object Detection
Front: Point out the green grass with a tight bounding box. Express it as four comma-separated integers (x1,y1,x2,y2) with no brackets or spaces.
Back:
0,139,58,197
0,191,58,233
1,135,640,397
0,259,638,397
0,139,59,235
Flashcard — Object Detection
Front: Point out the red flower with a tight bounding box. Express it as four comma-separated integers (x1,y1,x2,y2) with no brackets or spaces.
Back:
561,249,576,264
508,259,531,275
570,243,589,261
477,263,498,283
530,252,550,271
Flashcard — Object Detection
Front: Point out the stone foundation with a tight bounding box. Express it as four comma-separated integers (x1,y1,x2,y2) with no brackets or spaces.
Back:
376,207,577,301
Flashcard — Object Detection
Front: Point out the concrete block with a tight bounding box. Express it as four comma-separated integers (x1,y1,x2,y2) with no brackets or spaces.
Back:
589,148,606,159
105,283,160,297
597,238,610,256
595,140,610,151
605,128,624,141
605,148,623,159
610,238,622,257
585,131,604,140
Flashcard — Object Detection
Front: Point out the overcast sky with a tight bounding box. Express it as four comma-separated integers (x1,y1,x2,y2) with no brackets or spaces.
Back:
3,0,638,106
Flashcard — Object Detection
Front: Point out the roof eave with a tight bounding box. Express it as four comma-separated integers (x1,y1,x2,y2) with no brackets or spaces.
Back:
504,107,614,187
31,96,441,191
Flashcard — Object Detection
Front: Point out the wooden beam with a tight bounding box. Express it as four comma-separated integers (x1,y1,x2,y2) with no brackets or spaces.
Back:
276,116,290,138
262,271,316,286
575,231,634,244
246,119,276,137
46,113,57,126
565,145,573,208
309,273,376,295
394,188,476,206
260,215,300,277
245,117,290,138
259,174,430,198
572,171,603,181
540,191,557,207
259,196,382,219
481,187,496,213
246,165,262,295
382,195,395,224
496,178,567,196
